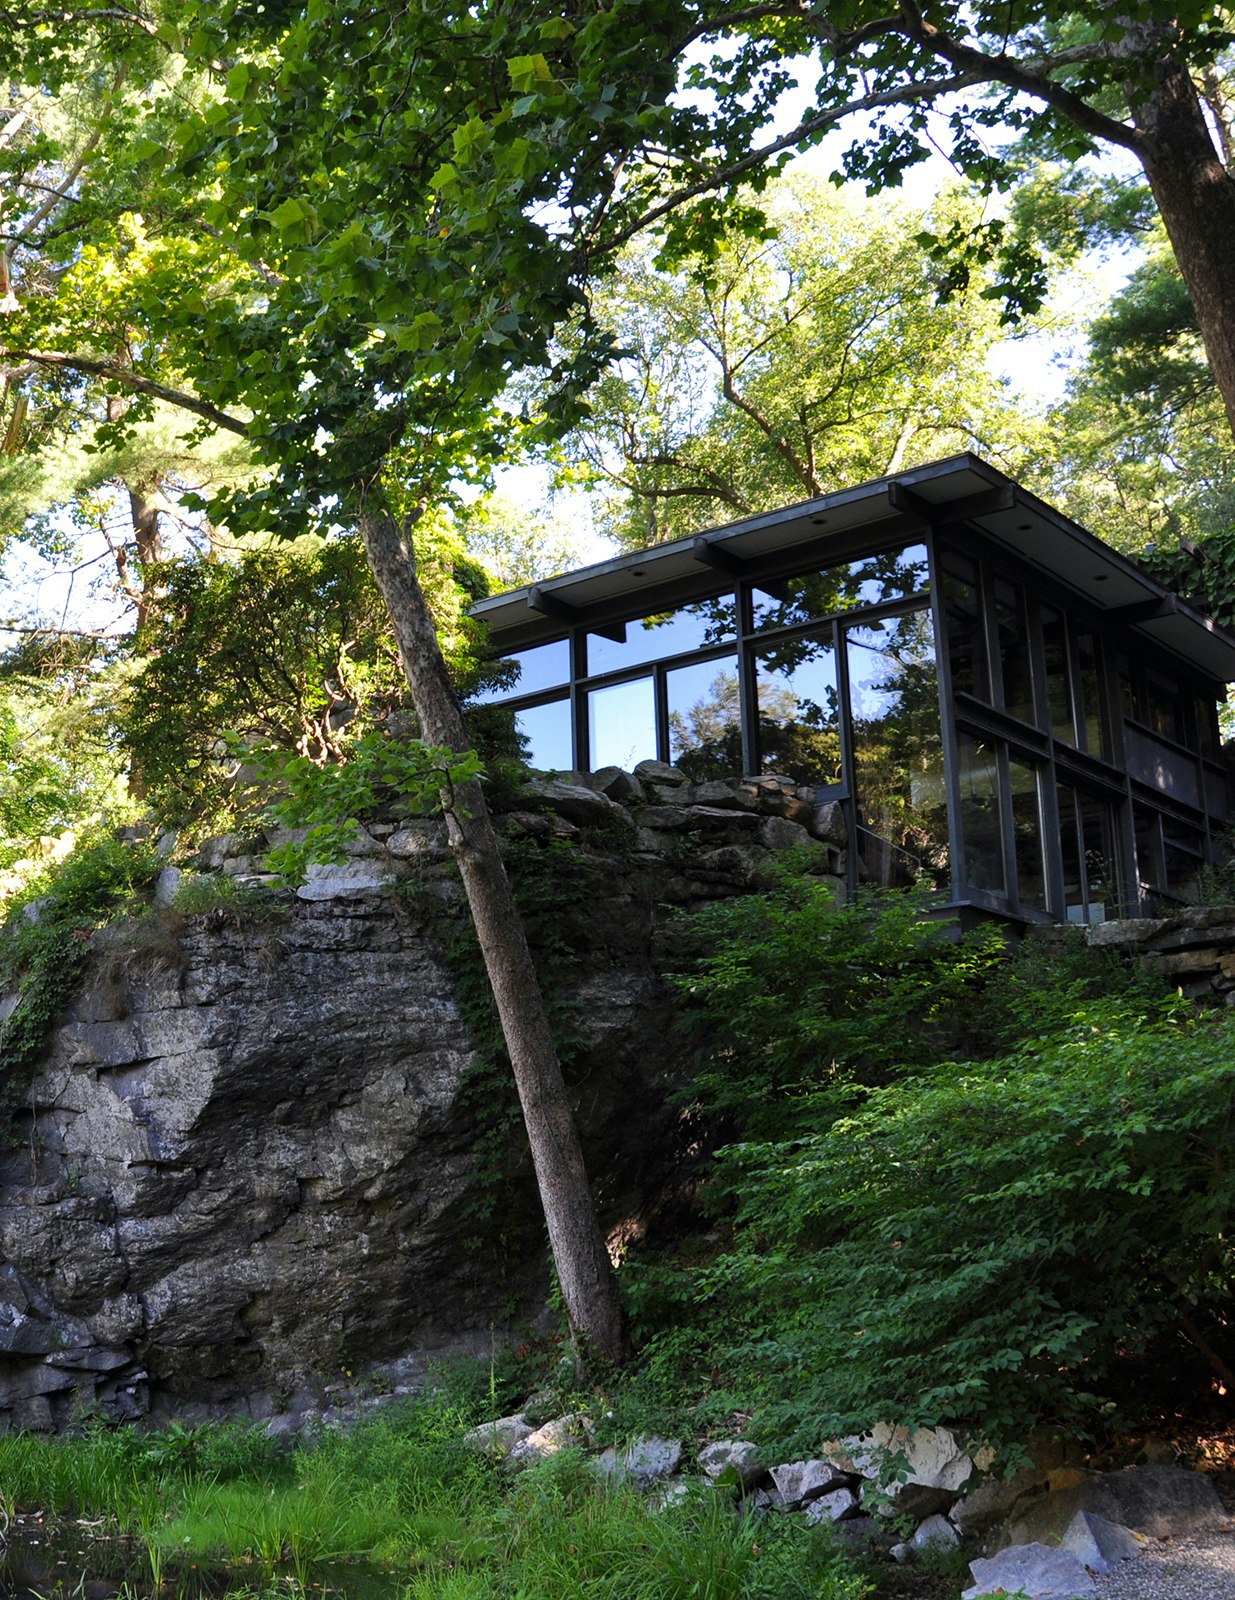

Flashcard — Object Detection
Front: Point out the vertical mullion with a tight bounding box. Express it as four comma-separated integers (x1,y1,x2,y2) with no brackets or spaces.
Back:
737,582,759,778
928,532,966,905
570,628,588,773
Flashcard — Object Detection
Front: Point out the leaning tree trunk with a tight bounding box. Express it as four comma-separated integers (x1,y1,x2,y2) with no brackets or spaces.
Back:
1130,55,1235,441
359,500,624,1366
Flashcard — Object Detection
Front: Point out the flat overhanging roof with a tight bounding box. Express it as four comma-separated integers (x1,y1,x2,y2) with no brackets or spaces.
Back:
471,454,1235,685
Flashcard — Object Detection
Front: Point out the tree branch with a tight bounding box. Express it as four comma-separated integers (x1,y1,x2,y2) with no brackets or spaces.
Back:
600,70,984,253
883,0,1144,155
0,349,249,435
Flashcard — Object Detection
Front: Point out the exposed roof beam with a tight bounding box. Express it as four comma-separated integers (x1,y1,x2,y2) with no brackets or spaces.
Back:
1106,595,1180,624
888,480,1016,526
528,584,579,623
692,534,749,576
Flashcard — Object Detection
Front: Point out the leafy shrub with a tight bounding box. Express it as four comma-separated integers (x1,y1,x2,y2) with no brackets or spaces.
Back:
670,868,1169,1144
669,873,1009,1141
697,1001,1235,1461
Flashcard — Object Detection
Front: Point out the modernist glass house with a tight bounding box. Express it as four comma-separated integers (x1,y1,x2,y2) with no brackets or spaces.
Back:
471,456,1235,925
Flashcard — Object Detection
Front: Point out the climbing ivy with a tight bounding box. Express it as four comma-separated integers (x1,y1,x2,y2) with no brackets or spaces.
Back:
0,833,162,1131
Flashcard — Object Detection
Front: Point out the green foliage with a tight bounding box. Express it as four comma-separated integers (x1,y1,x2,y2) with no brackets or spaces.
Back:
123,537,410,826
250,732,484,885
0,1395,869,1600
1037,236,1235,556
675,1002,1235,1461
0,635,128,871
171,870,286,925
562,176,1039,547
0,830,160,1125
670,872,1010,1141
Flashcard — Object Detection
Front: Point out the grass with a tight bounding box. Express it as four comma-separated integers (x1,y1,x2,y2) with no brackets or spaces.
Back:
0,1400,872,1600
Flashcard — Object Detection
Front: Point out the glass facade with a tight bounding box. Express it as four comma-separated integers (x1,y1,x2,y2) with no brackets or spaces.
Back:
476,518,1229,922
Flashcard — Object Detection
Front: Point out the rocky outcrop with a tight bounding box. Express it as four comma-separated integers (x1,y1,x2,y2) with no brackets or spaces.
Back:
0,763,847,1431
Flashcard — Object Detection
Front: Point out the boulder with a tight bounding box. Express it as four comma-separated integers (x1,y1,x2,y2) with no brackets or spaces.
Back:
460,1413,533,1458
521,778,621,826
507,1414,593,1468
810,800,848,845
595,1435,683,1487
1059,1510,1145,1574
963,1543,1097,1599
295,860,393,899
590,767,645,803
698,1440,766,1489
828,1424,978,1518
757,816,813,851
999,1465,1225,1549
909,1513,960,1553
633,761,688,786
771,1458,860,1508
690,781,758,812
803,1487,861,1524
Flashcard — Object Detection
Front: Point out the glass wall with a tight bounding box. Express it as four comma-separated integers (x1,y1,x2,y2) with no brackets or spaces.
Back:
846,610,947,888
478,524,1228,922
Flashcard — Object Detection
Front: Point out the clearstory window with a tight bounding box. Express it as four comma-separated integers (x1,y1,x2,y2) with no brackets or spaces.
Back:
751,544,927,632
586,598,735,673
472,637,570,704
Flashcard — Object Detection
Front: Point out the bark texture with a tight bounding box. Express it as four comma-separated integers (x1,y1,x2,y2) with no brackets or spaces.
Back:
359,502,624,1364
1131,57,1235,441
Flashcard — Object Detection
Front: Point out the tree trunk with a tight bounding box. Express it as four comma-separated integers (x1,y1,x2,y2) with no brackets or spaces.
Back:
127,478,164,632
358,500,625,1366
1130,57,1235,440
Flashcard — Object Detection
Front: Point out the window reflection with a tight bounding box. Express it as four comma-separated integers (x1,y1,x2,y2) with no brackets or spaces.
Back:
1009,757,1047,910
472,638,570,704
846,610,947,888
1059,784,1117,923
516,698,573,771
586,598,735,674
754,630,841,785
994,579,1034,723
1075,631,1105,756
1041,606,1075,745
958,735,1005,895
667,657,742,781
751,544,927,632
587,677,656,771
942,552,988,700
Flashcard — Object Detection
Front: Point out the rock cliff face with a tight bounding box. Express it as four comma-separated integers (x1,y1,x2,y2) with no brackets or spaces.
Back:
0,763,848,1430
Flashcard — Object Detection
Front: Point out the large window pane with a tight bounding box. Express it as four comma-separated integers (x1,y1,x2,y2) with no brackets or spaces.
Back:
753,631,841,785
588,677,656,771
751,544,927,632
846,609,947,888
586,598,735,674
1163,815,1205,900
1075,631,1106,757
1059,784,1117,923
516,698,573,771
994,579,1035,723
958,735,1005,895
473,637,570,704
941,552,989,700
1009,757,1048,910
667,656,742,781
